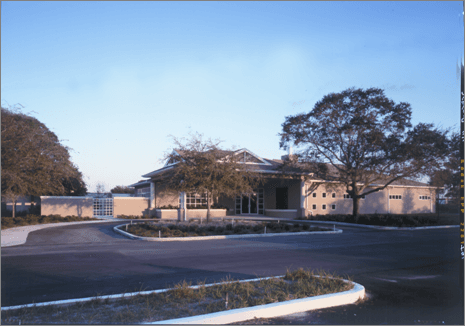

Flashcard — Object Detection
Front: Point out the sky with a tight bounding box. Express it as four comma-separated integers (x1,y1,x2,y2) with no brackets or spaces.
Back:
1,1,463,192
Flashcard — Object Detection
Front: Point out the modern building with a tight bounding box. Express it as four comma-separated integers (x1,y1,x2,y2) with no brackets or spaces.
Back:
129,148,437,219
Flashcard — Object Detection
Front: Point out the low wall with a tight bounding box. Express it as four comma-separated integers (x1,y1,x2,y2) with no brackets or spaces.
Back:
265,209,298,219
187,209,227,218
155,209,178,219
155,209,228,219
114,197,149,217
40,196,93,217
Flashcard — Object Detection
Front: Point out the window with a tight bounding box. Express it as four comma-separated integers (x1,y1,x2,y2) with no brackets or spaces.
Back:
312,193,317,198
322,193,326,198
344,193,365,199
312,204,317,210
419,196,431,200
322,204,327,210
186,193,207,207
389,195,402,200
331,204,336,210
136,187,150,198
332,193,336,198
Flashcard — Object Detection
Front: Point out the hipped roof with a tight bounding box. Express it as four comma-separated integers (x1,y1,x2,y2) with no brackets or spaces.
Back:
134,149,434,189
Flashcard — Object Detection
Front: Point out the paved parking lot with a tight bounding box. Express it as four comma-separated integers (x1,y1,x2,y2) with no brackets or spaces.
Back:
1,221,463,324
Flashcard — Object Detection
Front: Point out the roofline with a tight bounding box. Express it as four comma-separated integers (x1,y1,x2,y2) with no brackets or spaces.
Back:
128,180,151,187
142,165,174,178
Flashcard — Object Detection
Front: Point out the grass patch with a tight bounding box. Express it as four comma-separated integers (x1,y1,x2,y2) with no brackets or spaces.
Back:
297,213,459,227
1,214,99,230
121,220,329,238
1,268,354,324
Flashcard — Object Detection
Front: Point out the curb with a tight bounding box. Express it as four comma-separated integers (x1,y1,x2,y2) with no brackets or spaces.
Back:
113,223,343,241
299,220,460,230
145,278,365,324
1,275,279,311
1,276,365,326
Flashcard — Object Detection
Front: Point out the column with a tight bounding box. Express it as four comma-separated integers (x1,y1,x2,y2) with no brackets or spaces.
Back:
299,179,306,218
150,181,155,209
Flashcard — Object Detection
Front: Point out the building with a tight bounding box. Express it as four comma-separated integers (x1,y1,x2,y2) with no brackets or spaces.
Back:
129,148,437,219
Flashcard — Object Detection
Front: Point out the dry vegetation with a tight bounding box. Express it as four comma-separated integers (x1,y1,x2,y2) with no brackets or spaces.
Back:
1,268,354,325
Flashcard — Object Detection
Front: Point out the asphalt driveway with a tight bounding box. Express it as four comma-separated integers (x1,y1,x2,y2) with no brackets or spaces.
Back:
1,221,463,324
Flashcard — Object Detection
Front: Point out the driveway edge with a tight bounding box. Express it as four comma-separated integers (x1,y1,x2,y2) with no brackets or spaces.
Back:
301,220,460,230
113,224,342,241
145,279,365,324
1,219,115,247
2,276,365,326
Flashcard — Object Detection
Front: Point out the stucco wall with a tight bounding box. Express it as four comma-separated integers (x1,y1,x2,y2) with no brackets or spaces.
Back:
113,197,149,217
305,183,435,215
154,182,179,208
386,187,434,214
41,196,93,217
187,209,227,218
154,209,178,219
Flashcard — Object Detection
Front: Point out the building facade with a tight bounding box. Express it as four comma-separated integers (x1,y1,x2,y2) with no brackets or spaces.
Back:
130,148,436,218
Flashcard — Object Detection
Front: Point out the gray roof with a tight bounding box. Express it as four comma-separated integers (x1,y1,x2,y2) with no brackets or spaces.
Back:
134,149,433,188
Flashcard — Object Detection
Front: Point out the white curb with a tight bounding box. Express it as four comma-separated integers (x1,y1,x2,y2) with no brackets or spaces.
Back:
1,275,365,326
145,278,365,324
304,220,460,230
113,223,342,241
1,276,279,311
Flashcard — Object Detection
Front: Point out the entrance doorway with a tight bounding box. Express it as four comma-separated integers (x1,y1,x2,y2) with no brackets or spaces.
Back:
276,187,288,209
236,189,264,214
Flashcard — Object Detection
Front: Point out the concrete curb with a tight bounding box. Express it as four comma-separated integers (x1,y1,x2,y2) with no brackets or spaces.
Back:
1,275,279,311
1,275,365,326
113,223,343,241
145,278,365,324
301,220,460,230
1,219,116,248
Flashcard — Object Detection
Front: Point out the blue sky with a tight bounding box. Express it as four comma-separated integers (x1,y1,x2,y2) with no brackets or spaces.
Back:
2,1,463,192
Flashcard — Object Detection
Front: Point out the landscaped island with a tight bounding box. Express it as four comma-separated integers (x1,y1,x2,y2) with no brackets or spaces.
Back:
120,220,329,238
1,268,355,324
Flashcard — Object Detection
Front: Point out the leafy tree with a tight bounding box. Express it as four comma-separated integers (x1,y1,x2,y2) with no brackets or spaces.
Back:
111,185,135,194
62,166,88,196
1,105,86,217
163,132,261,222
280,87,450,216
429,132,460,210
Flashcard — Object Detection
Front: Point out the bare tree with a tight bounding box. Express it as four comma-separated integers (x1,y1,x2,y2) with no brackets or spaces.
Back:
162,132,261,222
95,183,106,198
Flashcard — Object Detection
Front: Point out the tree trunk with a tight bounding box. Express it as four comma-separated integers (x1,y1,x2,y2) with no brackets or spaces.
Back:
206,192,211,223
12,200,16,218
352,196,360,218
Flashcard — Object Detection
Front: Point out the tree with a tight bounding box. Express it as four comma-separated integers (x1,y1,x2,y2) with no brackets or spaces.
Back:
429,132,460,210
111,185,135,194
95,183,106,197
62,166,88,196
1,105,87,217
163,132,261,222
280,87,450,216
